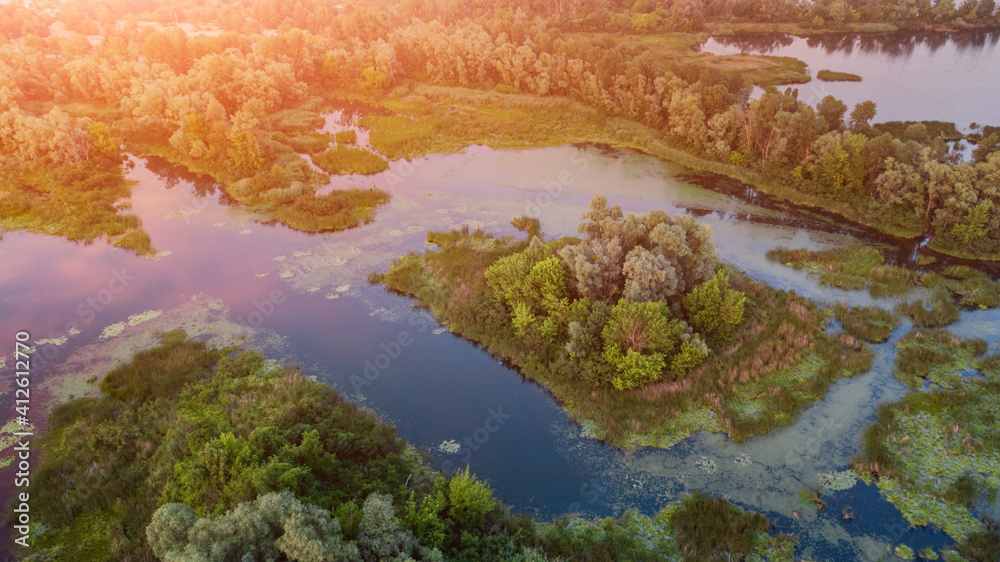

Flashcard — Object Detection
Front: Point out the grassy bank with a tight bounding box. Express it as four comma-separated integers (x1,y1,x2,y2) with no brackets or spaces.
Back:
768,244,1000,325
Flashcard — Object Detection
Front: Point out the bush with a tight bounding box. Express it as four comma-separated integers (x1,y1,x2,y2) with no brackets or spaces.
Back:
683,269,746,339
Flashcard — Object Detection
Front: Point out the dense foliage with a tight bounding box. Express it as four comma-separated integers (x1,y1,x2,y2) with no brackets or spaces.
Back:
374,196,871,447
2,0,999,256
23,332,799,561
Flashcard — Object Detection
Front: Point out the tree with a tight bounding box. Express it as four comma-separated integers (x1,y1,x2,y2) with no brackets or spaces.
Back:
448,467,495,528
358,492,418,562
601,300,685,390
147,492,360,562
849,100,877,133
817,95,847,132
682,270,746,338
952,203,991,243
559,195,717,304
485,250,571,342
829,1,848,24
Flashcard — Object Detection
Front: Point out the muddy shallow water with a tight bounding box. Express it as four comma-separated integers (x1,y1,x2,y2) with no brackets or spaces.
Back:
1,143,997,559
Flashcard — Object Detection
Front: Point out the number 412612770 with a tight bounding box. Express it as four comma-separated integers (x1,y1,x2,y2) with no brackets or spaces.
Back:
14,331,31,417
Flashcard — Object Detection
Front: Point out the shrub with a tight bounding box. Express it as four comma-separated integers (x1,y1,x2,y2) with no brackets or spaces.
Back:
683,269,746,338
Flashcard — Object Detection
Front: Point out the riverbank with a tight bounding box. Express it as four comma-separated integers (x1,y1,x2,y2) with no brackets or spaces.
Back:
353,85,944,250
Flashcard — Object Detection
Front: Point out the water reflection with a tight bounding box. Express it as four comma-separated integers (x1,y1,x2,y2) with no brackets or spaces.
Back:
712,29,1000,59
700,30,1000,128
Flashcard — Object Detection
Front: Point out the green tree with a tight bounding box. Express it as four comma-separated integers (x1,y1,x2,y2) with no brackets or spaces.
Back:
559,195,716,303
227,127,264,174
682,270,746,338
849,100,877,133
358,493,418,562
817,95,847,132
147,492,359,561
601,300,685,389
448,467,496,529
953,203,991,243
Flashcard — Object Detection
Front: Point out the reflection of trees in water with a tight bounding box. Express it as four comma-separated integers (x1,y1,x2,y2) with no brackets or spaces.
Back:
713,29,999,60
712,33,793,53
143,154,220,196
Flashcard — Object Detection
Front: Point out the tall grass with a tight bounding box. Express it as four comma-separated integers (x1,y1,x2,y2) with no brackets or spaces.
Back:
817,70,862,82
893,329,988,387
832,304,898,342
895,292,961,328
272,188,390,232
311,146,388,175
766,244,916,297
922,266,1000,310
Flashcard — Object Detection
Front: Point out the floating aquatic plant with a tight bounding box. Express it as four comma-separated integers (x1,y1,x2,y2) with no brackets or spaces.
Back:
817,470,858,491
127,310,163,327
696,457,718,474
100,322,127,339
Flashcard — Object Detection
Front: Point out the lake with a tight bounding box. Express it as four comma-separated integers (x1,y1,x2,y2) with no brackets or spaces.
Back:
1,142,997,559
699,30,1000,137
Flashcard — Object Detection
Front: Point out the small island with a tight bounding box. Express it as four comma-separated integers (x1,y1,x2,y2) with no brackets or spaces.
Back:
374,196,871,449
817,69,863,82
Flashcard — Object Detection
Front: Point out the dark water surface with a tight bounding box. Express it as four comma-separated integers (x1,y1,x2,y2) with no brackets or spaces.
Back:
2,144,998,558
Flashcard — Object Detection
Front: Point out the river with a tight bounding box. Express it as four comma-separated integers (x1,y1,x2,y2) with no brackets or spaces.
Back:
3,140,999,558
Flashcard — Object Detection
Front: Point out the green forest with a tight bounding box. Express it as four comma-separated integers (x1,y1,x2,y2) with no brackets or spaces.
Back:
2,0,999,257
